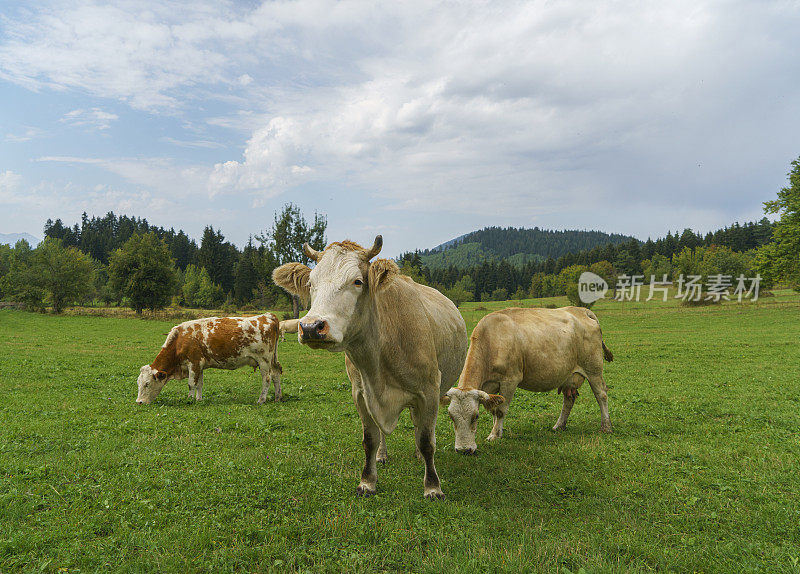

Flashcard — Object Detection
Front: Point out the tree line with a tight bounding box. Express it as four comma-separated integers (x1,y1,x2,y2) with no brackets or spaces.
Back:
0,204,326,315
418,226,636,269
398,218,777,306
2,155,799,313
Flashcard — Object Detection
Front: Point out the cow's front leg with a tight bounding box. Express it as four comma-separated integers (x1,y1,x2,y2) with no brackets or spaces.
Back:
354,391,380,496
187,364,201,401
412,401,444,500
487,389,513,441
376,432,388,465
194,369,204,401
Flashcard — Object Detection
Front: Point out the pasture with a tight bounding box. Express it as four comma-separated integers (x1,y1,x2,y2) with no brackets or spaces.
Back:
1,293,799,573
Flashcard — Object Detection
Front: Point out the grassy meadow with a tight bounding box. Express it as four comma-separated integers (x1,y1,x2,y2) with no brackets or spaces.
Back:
1,291,800,572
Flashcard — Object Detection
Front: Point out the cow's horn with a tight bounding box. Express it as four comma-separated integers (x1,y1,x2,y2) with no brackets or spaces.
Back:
303,242,321,262
365,235,383,260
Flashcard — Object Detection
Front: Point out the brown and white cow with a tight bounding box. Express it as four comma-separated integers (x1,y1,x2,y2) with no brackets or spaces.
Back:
136,313,283,405
442,306,613,454
272,236,467,499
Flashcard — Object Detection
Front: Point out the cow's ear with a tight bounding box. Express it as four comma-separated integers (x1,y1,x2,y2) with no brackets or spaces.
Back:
272,262,311,299
477,392,505,413
368,258,399,291
155,370,167,381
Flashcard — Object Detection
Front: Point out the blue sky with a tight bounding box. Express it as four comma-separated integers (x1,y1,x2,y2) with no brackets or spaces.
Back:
2,1,799,256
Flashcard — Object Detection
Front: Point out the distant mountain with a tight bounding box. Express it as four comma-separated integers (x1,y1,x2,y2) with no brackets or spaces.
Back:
0,232,40,246
420,226,635,269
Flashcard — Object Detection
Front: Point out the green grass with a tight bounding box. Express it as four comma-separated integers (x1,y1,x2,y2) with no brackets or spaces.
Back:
1,292,800,573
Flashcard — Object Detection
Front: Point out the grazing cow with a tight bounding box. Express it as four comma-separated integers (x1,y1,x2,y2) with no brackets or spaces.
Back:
272,236,467,499
136,313,283,405
279,319,300,341
442,306,613,454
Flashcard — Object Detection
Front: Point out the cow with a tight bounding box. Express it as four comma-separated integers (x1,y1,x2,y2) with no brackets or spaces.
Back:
279,319,300,341
136,313,283,405
272,236,467,499
442,306,613,455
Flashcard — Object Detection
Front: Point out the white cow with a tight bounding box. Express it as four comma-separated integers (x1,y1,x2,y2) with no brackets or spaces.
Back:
442,306,613,454
273,236,467,499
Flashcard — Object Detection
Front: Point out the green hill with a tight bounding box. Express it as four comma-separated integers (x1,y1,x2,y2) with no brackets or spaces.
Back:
419,226,634,269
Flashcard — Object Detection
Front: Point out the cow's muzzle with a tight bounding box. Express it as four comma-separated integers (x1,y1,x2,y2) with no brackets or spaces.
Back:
299,318,329,341
455,446,477,456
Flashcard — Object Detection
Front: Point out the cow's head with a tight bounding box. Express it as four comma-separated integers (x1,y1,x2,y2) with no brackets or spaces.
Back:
272,236,391,351
136,365,169,404
441,387,505,454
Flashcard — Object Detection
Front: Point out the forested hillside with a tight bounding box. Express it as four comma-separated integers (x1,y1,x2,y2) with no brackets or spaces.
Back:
398,218,776,305
419,227,635,269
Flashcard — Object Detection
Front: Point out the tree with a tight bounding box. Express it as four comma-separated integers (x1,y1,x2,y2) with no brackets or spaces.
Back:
757,156,800,289
442,278,472,307
4,238,95,313
558,264,593,308
197,226,237,294
258,203,327,318
234,238,262,304
589,260,616,289
3,240,45,310
108,233,178,314
641,254,672,281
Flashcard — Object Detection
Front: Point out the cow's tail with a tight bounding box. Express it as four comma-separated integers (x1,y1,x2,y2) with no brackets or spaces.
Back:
584,309,614,362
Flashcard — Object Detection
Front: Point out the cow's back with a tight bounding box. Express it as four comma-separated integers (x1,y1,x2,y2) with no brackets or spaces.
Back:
374,275,467,394
474,307,603,391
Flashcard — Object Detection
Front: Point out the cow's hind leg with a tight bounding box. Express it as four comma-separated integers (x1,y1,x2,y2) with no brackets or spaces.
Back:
257,359,282,404
412,399,444,500
354,391,380,497
552,388,577,431
271,357,283,402
587,374,612,433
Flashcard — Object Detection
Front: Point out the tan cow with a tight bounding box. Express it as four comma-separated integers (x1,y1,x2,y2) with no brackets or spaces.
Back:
279,319,300,341
442,306,613,454
136,313,283,405
272,236,467,499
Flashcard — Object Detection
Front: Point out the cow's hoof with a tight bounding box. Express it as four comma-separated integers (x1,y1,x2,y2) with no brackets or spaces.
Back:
273,395,283,403
424,490,445,500
256,397,267,405
551,424,566,432
356,484,377,497
600,423,613,433
486,433,500,442
376,455,388,466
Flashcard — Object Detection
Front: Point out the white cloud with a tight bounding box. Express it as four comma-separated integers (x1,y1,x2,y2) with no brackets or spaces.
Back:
0,170,23,201
36,155,211,198
60,108,119,131
5,127,44,143
160,136,225,149
2,1,799,249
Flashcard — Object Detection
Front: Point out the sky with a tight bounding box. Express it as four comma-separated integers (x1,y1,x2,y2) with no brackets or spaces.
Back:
1,0,799,257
